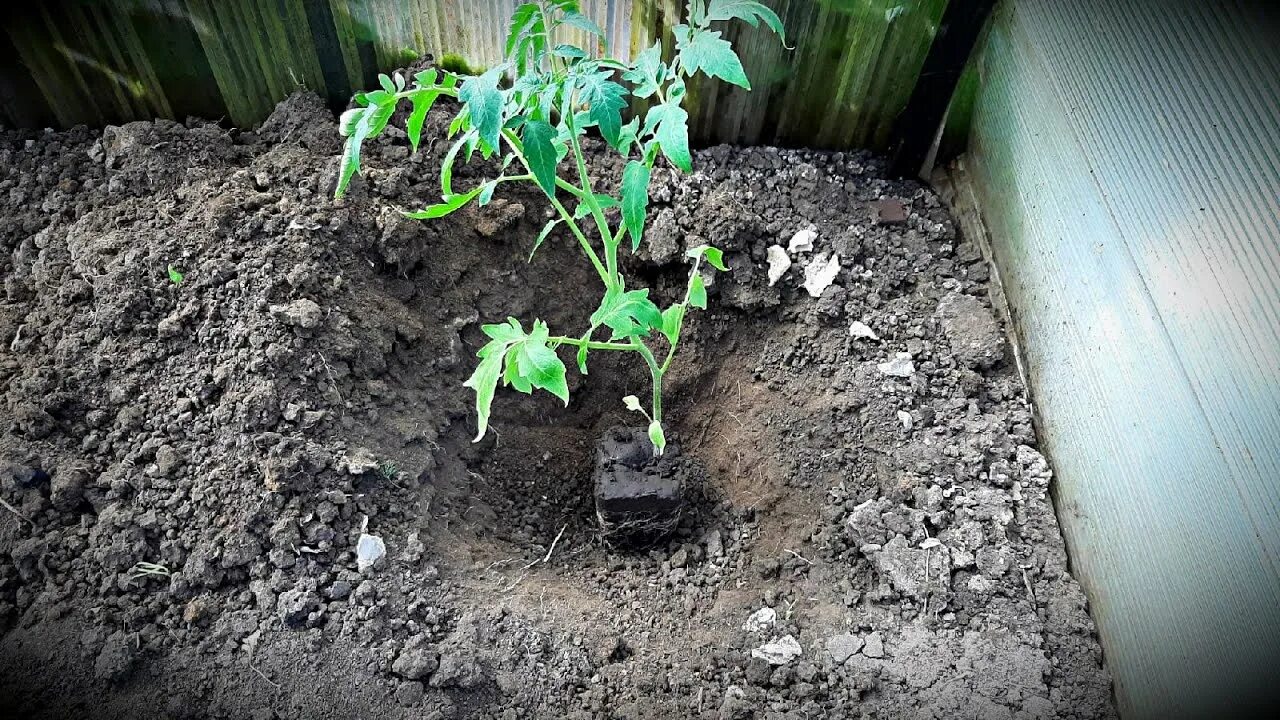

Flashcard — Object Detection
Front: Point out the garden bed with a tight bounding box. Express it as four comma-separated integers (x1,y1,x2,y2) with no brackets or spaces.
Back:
0,91,1115,719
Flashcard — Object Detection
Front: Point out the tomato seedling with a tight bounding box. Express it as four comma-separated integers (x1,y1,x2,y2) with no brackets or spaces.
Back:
336,0,784,454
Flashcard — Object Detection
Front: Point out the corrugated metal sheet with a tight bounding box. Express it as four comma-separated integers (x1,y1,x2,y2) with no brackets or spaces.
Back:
0,0,949,151
964,0,1280,717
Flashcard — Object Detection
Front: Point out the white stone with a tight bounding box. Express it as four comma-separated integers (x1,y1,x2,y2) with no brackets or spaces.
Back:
787,225,817,253
897,410,913,430
743,607,777,633
802,253,840,298
766,245,791,286
849,320,880,340
877,352,915,378
751,635,802,665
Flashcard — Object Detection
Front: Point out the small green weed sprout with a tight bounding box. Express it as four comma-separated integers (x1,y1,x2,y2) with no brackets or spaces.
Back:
336,0,784,454
167,265,184,285
378,460,400,481
129,561,171,580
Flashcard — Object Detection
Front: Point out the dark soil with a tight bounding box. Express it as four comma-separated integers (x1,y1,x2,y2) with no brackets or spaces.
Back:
0,90,1117,719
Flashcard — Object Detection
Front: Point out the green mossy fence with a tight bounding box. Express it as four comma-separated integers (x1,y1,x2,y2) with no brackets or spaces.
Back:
0,0,968,152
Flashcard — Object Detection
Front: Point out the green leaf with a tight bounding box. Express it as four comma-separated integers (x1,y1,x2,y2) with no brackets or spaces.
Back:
459,66,506,154
687,244,728,271
378,73,396,93
622,42,665,98
575,70,628,148
553,44,586,60
651,104,692,172
648,420,667,455
622,161,651,251
623,395,643,412
560,10,603,37
676,26,750,89
589,286,664,340
513,320,569,404
661,304,684,345
573,193,618,219
522,119,559,195
167,265,184,285
576,341,589,375
406,88,445,153
338,107,363,136
403,186,484,219
465,318,570,441
466,317,528,442
506,3,542,56
440,131,473,195
529,218,561,260
504,351,533,393
705,0,787,44
414,68,439,86
689,273,707,309
478,179,498,206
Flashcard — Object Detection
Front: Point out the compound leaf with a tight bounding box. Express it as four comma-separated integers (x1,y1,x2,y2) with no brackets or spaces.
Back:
459,66,506,154
677,27,750,89
650,104,692,172
621,160,650,251
622,42,665,98
575,70,628,148
514,321,569,404
706,0,787,44
589,286,663,340
560,10,603,37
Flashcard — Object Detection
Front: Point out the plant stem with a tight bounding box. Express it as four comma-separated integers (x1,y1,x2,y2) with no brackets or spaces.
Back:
660,256,704,374
548,336,633,351
500,129,611,287
632,342,664,424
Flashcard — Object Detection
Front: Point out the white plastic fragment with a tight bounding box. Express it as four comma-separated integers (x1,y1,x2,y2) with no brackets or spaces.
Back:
878,352,915,378
803,253,840,298
787,225,817,253
897,410,913,430
752,635,802,665
849,320,880,340
766,245,791,286
743,607,778,633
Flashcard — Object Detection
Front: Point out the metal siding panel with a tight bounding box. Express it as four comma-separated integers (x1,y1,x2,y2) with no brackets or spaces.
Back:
968,1,1280,717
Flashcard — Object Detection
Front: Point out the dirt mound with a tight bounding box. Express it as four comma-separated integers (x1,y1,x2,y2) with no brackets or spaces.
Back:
0,91,1115,719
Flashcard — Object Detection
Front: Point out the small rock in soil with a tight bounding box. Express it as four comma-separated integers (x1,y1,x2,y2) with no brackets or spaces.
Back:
877,352,915,377
751,635,802,665
937,292,1005,369
94,631,136,682
719,685,755,720
277,587,320,627
429,648,485,689
742,607,777,633
392,635,440,680
862,632,885,658
802,253,840,298
787,224,816,253
765,245,791,286
269,298,323,329
394,681,425,707
826,634,863,664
